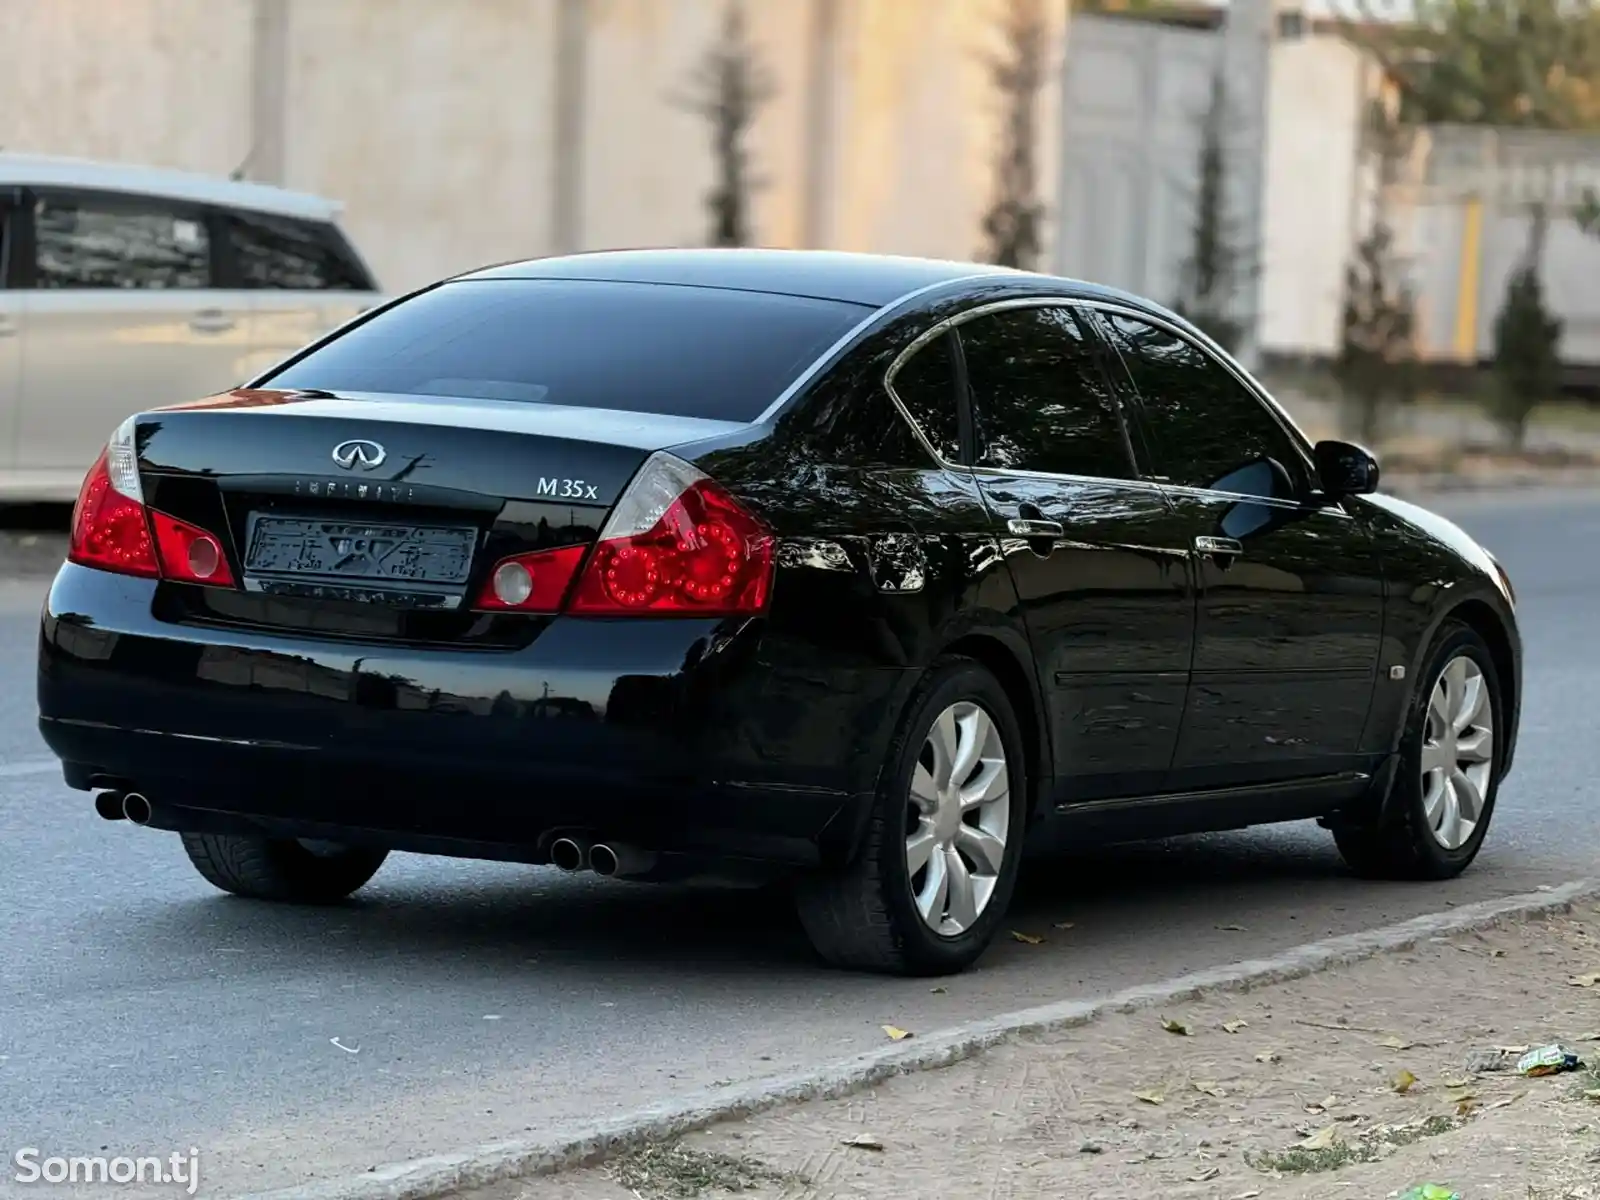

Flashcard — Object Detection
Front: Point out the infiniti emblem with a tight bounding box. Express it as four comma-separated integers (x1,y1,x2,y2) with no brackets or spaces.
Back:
331,439,387,471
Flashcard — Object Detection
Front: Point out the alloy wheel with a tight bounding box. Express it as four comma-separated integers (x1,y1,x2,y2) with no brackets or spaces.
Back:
904,700,1011,936
1421,654,1495,851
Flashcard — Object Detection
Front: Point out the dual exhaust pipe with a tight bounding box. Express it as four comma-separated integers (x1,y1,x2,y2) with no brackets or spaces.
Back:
549,836,656,879
94,791,154,825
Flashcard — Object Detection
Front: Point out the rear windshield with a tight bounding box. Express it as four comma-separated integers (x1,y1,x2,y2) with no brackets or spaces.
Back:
260,278,870,422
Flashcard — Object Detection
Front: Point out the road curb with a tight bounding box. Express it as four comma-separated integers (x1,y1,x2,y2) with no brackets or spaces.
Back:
234,878,1600,1200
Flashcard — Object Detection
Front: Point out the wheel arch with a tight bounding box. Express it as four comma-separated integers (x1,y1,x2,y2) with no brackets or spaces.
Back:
938,627,1054,823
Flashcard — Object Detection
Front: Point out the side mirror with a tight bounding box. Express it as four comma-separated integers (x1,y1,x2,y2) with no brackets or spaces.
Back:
1313,440,1380,497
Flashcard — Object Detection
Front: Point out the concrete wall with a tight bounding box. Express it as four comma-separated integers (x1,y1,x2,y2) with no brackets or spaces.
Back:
0,0,1065,295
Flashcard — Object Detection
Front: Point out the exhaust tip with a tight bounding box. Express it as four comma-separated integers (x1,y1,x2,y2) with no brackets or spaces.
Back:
122,793,153,826
589,843,619,877
94,792,126,821
549,837,586,872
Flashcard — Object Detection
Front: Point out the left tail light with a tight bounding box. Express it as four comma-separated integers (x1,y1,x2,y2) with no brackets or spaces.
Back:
68,417,235,587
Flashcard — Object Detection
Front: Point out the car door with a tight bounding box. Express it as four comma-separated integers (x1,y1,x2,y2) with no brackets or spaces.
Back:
18,188,253,476
0,192,22,479
944,301,1196,803
224,208,381,380
1091,306,1384,790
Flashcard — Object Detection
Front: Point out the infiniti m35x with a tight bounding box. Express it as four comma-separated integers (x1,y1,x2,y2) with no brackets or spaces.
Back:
37,250,1520,976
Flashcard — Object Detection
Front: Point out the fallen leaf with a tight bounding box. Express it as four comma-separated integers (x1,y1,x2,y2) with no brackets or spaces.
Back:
1319,1094,1340,1109
840,1134,884,1151
1161,1017,1191,1036
1222,1020,1248,1034
1442,1075,1472,1088
1490,948,1507,957
1487,1094,1522,1110
1010,931,1044,945
1188,1166,1222,1182
1580,1032,1600,1042
1378,1035,1414,1050
1392,1068,1419,1094
1216,924,1247,932
1456,1098,1477,1115
1053,921,1075,930
929,986,947,994
1303,1101,1326,1114
1569,973,1600,988
1255,1050,1282,1064
881,1025,912,1041
1194,1080,1226,1098
1134,1090,1165,1105
1583,1089,1600,1102
1299,1125,1340,1151
1231,1192,1263,1199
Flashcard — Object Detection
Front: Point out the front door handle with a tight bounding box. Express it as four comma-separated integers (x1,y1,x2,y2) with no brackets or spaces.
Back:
189,309,236,334
1008,517,1065,538
1195,535,1244,560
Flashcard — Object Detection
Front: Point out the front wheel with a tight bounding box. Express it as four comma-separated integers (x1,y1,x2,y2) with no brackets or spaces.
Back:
181,833,388,903
794,657,1029,976
1333,621,1501,880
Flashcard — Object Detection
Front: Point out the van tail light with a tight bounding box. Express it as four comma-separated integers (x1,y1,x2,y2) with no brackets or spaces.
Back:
567,452,773,617
471,544,587,612
68,418,235,588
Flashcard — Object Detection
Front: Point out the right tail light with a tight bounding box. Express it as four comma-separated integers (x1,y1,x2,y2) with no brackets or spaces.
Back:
566,452,774,617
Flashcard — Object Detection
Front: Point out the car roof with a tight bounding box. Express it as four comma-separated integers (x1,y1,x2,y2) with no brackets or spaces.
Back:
459,248,1168,315
0,153,344,222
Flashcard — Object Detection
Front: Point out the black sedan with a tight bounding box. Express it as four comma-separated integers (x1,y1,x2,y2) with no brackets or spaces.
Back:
38,249,1520,976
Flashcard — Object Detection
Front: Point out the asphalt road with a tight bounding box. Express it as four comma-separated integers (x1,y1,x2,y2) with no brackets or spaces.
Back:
1,489,1596,1198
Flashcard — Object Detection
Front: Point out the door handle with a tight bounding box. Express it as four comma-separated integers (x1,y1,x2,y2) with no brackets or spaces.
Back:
1195,535,1244,557
189,309,236,334
1008,517,1065,538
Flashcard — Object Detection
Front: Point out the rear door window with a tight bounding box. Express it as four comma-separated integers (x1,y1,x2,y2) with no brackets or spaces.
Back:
33,192,210,289
262,278,871,422
886,333,962,462
227,211,372,290
958,304,1136,480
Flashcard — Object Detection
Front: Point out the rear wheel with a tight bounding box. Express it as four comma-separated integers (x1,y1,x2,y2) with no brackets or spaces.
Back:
1333,621,1501,880
794,657,1029,976
181,833,388,903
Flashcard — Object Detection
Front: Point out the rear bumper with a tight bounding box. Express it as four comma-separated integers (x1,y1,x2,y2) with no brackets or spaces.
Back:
38,564,914,866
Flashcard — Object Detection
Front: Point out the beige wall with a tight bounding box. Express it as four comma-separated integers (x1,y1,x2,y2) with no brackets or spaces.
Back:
0,0,1065,293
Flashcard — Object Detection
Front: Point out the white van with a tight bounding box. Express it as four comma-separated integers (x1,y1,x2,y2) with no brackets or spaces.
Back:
0,154,384,501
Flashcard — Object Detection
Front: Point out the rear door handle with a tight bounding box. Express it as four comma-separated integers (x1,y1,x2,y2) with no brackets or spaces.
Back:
1008,518,1065,538
1195,535,1244,557
190,309,236,334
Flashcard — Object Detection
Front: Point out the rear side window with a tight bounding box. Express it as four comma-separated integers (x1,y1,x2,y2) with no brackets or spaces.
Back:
887,334,961,462
959,305,1134,480
34,193,210,289
262,278,870,422
228,211,371,290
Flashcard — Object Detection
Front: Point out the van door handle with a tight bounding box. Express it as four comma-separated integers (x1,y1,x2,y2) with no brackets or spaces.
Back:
189,309,236,334
1008,517,1065,538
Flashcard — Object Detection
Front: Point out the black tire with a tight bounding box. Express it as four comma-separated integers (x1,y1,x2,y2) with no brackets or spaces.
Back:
1333,620,1502,881
794,656,1030,976
180,832,388,903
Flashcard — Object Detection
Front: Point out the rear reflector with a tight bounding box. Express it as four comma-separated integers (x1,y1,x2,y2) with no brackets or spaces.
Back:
567,452,773,616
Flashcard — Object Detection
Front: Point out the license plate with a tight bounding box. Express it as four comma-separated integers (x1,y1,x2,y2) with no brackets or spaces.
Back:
243,515,476,587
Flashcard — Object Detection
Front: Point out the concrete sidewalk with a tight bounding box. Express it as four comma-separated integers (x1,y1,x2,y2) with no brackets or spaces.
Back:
464,910,1600,1200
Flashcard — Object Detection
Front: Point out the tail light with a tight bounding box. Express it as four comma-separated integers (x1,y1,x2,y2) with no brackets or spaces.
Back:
566,452,773,616
471,544,588,612
68,418,235,588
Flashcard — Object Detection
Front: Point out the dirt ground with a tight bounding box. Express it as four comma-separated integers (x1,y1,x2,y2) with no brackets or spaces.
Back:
456,910,1600,1200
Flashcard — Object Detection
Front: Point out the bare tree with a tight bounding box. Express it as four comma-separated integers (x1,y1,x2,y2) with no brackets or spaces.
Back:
676,1,776,248
978,0,1051,269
